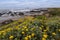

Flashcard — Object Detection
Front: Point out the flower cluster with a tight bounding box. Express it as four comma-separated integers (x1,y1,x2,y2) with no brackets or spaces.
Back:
0,16,60,40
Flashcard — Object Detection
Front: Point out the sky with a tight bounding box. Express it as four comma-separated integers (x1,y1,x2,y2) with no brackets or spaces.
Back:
0,0,60,9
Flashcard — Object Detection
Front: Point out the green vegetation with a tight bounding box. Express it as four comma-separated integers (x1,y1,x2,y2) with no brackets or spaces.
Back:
48,8,60,16
0,16,60,40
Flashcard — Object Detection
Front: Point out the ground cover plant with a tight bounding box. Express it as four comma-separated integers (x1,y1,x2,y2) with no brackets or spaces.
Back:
0,16,60,40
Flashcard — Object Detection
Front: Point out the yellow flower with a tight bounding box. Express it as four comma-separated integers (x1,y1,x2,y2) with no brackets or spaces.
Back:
18,28,20,30
28,35,31,38
6,28,12,31
24,37,28,40
44,30,47,32
52,32,56,35
15,26,19,29
26,29,28,31
31,33,35,37
0,32,1,35
39,27,42,30
3,32,6,35
22,28,24,31
46,27,49,30
22,32,25,34
1,31,5,33
42,37,46,40
43,34,48,38
58,29,60,32
9,35,14,39
31,28,35,31
24,26,27,29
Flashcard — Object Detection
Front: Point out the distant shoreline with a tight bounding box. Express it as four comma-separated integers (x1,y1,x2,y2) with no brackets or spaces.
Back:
0,16,21,23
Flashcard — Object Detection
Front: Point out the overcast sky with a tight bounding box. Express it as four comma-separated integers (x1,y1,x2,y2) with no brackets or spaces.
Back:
0,0,60,9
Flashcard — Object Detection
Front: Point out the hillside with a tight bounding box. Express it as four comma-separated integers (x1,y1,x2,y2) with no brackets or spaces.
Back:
0,16,60,40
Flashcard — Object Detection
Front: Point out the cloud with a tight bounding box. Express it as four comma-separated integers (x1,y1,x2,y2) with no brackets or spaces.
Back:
0,0,36,6
0,0,19,4
0,0,60,9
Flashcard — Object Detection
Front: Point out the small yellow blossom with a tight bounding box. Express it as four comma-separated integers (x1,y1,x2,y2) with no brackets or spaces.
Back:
0,33,1,35
22,32,25,34
18,28,20,30
46,27,49,30
58,29,60,32
9,35,14,39
22,29,24,31
39,27,42,30
31,28,35,31
3,32,6,35
44,30,47,32
26,29,28,31
42,37,46,40
15,26,19,29
43,34,48,38
1,31,5,33
25,37,28,40
31,33,35,37
24,26,27,29
28,35,31,38
52,32,56,35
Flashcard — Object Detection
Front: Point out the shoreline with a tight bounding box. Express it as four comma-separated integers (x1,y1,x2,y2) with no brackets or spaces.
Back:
0,16,21,23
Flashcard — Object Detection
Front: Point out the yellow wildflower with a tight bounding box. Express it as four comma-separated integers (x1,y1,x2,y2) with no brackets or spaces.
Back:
0,33,1,35
1,31,5,33
31,33,35,37
22,28,24,31
42,37,46,40
26,29,28,31
46,27,49,30
7,28,12,31
3,32,6,35
24,37,28,40
31,28,35,31
18,28,20,30
22,32,25,34
52,32,56,35
44,30,47,32
15,26,19,29
43,34,48,38
28,35,31,38
39,27,42,30
58,29,60,32
24,26,27,29
9,35,14,39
